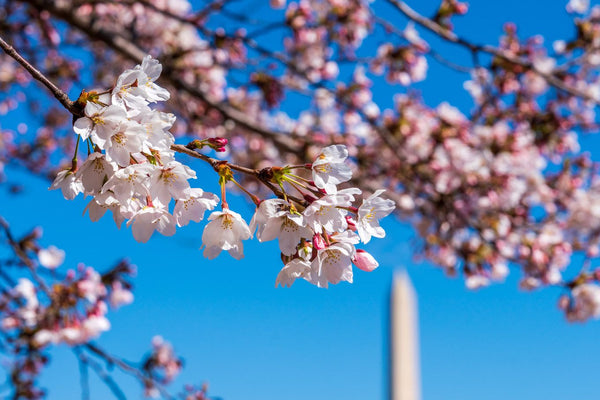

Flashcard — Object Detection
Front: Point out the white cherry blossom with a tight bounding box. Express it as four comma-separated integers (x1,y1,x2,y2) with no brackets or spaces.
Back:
251,199,313,255
101,120,145,167
134,55,171,102
173,188,219,226
250,199,287,238
102,163,153,204
38,246,65,269
73,103,127,145
110,282,134,308
149,161,196,204
13,278,38,327
356,189,396,243
201,208,252,260
81,315,111,340
308,241,355,288
275,259,311,287
33,329,58,347
567,283,600,322
112,67,148,110
83,191,125,228
136,109,176,151
566,0,589,13
262,211,313,256
303,188,361,233
127,204,176,243
50,169,84,200
76,153,117,195
311,144,353,193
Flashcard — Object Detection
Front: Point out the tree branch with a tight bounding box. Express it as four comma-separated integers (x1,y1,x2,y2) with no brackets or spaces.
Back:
20,0,299,154
386,0,600,104
0,35,82,116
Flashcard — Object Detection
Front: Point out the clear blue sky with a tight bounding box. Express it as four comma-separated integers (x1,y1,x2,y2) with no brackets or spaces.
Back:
2,1,600,399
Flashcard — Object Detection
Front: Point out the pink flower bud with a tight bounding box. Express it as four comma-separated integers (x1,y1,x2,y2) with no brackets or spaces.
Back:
312,234,326,250
352,249,379,272
454,2,468,14
207,137,228,147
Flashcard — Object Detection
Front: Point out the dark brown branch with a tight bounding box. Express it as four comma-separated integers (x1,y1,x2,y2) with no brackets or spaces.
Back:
0,35,82,116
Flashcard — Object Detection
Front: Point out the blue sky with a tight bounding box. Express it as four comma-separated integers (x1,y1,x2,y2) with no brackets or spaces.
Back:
2,1,600,399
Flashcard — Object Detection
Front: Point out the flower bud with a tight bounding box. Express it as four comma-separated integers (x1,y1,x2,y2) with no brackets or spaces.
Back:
352,249,379,272
207,137,228,148
312,234,326,250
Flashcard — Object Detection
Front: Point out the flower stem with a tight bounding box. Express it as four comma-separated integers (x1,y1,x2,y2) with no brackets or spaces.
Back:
232,179,261,206
71,135,81,171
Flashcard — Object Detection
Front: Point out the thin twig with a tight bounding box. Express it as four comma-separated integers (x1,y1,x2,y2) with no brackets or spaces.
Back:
75,348,127,400
386,0,600,104
75,348,90,400
84,343,175,400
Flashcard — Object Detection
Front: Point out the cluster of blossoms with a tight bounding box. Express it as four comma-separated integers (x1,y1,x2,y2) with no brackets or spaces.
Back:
560,282,600,322
199,143,395,288
371,23,429,86
253,145,395,288
142,336,183,397
9,0,600,326
0,215,193,399
1,260,134,347
50,55,220,244
49,56,394,287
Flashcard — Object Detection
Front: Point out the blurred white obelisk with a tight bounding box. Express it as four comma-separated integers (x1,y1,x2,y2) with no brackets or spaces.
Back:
390,271,421,400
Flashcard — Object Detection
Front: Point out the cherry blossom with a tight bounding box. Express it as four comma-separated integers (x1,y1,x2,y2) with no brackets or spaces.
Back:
309,241,355,288
38,245,65,269
50,170,84,200
311,144,353,194
149,161,196,204
303,188,362,233
565,284,600,322
7,0,600,397
251,199,313,255
173,188,219,227
73,103,127,143
201,208,252,260
127,204,177,243
76,153,117,195
356,189,396,244
276,258,312,287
